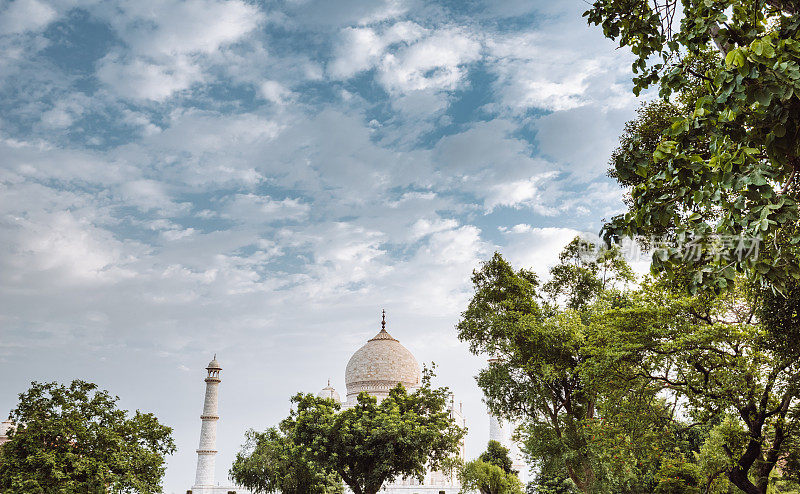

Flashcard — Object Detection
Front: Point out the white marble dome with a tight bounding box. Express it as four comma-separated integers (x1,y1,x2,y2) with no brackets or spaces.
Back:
317,381,341,403
345,325,421,402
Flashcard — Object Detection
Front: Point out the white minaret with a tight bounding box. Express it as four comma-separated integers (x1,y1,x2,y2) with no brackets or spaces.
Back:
487,357,507,444
486,357,528,483
489,413,507,443
194,355,222,491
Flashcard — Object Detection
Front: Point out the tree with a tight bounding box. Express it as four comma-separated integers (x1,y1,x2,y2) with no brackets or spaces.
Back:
229,425,342,494
480,440,517,475
289,375,465,494
459,459,523,494
582,5,800,487
585,0,800,294
593,279,800,494
0,380,175,493
543,237,634,310
527,473,579,494
456,239,636,493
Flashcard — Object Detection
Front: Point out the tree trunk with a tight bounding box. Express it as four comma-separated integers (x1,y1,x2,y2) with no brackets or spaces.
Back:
727,436,766,494
565,461,594,494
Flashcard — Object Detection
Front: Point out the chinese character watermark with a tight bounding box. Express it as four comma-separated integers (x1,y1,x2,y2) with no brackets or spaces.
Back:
573,233,761,263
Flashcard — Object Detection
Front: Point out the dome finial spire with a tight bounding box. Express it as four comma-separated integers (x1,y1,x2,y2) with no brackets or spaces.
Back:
381,309,386,331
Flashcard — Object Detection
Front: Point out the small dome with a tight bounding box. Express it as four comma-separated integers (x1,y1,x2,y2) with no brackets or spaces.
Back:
345,326,421,400
207,355,221,369
317,381,341,403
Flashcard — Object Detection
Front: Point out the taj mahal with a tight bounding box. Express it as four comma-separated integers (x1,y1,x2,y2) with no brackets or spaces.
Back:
188,312,527,494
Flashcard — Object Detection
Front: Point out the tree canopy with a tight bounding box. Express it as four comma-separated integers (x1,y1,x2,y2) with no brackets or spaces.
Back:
480,440,517,475
289,375,465,494
461,440,524,494
0,380,175,493
576,3,800,491
459,458,523,494
591,279,800,494
457,239,639,493
229,424,343,494
585,0,800,295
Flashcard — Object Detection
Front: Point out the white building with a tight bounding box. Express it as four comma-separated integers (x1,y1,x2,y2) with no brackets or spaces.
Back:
189,356,251,494
488,412,529,483
0,418,13,446
188,312,527,493
486,357,529,482
326,312,466,493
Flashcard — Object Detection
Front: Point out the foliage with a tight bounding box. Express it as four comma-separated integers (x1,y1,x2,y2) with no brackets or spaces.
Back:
585,0,800,294
480,440,517,475
593,280,800,494
459,459,523,494
695,418,743,493
457,239,640,493
653,451,700,494
289,375,465,494
0,380,175,493
543,238,634,310
527,473,579,494
229,425,342,494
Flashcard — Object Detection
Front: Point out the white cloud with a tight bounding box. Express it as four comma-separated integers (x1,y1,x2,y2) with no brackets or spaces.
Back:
484,174,558,213
39,93,92,129
95,0,264,101
117,0,263,57
96,54,203,102
486,32,599,111
378,29,481,93
259,80,295,105
330,23,480,94
268,0,410,29
535,104,634,178
328,21,426,79
410,217,459,240
485,12,635,114
499,226,584,277
0,137,135,185
223,194,310,223
0,0,57,35
1,210,138,285
117,179,187,214
112,111,282,187
329,27,387,78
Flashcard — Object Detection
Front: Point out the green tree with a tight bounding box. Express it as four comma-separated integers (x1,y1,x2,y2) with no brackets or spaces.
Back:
229,425,342,494
290,375,465,494
459,459,524,494
528,474,579,494
543,237,634,310
593,280,800,493
456,240,636,493
480,440,517,475
0,380,175,493
582,5,800,487
652,451,701,494
585,0,800,294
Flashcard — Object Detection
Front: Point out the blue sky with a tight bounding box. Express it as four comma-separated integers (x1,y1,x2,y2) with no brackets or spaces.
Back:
0,0,645,491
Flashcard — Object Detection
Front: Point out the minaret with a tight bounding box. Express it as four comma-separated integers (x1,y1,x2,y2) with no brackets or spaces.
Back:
487,356,507,444
194,355,222,491
486,357,527,483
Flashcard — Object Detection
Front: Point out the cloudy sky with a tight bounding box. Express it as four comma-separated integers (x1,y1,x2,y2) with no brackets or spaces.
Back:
0,0,646,491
